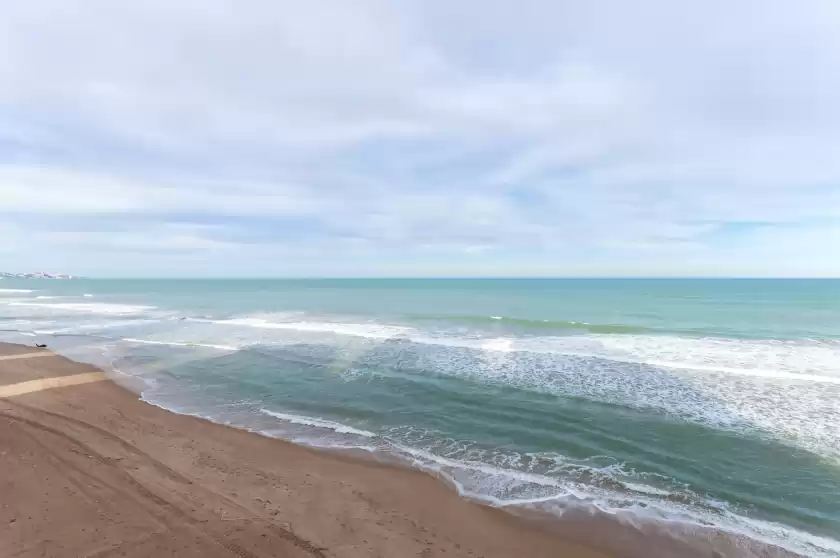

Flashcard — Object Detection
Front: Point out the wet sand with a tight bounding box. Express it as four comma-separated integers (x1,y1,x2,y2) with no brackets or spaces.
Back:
0,342,613,558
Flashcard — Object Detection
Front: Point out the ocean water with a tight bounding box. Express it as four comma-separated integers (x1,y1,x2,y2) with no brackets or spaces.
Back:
1,278,839,556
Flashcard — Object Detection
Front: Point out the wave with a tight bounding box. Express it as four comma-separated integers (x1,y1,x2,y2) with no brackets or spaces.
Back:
32,319,159,335
8,302,156,315
392,339,840,460
15,310,840,387
13,302,835,398
9,285,834,557
192,322,839,460
259,408,376,437
414,314,652,334
441,336,840,385
208,317,414,340
18,309,837,466
142,397,839,558
120,337,240,352
225,408,695,506
192,315,840,383
0,288,36,294
632,356,840,384
435,336,840,385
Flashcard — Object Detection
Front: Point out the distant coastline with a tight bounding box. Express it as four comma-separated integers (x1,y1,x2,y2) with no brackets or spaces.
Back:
0,272,80,279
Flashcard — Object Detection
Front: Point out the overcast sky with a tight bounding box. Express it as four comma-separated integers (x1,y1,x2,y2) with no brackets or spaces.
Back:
2,1,840,277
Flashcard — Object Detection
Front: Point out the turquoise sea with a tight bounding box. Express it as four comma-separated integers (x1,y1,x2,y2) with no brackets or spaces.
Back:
1,278,838,556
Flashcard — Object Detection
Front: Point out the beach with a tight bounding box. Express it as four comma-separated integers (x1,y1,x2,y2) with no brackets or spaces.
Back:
0,342,613,558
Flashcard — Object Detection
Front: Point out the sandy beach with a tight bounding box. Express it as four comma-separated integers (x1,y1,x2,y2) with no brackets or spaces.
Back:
0,342,613,558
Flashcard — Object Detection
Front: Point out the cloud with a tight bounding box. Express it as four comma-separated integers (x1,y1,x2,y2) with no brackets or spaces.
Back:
1,0,840,276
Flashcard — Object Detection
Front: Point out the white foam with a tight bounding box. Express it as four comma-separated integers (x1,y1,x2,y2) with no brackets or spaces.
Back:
83,294,93,297
201,315,840,385
324,331,838,460
480,337,515,353
103,312,840,460
79,306,840,557
395,443,568,492
33,319,157,335
390,443,840,557
593,334,840,382
405,333,840,385
219,319,838,386
8,302,155,315
621,482,675,497
213,317,413,340
0,288,35,294
637,357,840,384
259,408,376,438
120,337,239,352
133,380,839,558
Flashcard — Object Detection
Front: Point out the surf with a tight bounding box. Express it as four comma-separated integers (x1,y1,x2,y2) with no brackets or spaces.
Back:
2,278,839,557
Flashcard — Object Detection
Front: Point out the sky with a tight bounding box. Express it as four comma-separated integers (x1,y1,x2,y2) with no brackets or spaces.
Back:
2,1,840,277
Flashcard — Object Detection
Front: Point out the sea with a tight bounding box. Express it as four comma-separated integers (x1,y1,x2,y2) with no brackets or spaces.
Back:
1,278,838,557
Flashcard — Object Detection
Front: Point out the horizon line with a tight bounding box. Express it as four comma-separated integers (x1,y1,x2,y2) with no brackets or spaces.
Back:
7,276,840,280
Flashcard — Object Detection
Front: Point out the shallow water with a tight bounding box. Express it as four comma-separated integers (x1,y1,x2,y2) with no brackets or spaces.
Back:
1,278,838,557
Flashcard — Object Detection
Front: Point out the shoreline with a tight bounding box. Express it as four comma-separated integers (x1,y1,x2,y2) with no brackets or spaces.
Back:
0,341,815,557
1,341,614,558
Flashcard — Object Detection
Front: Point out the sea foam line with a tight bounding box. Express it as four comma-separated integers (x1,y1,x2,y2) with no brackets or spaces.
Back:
209,317,414,340
8,301,156,314
257,410,839,557
33,319,159,335
259,408,376,438
126,382,839,558
207,317,840,384
120,338,240,351
638,357,840,384
387,444,840,557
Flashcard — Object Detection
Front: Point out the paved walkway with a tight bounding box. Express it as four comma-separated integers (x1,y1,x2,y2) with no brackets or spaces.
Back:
0,351,58,362
0,371,106,398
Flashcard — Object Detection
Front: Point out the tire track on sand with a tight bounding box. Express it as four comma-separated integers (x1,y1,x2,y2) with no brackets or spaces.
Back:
2,399,327,558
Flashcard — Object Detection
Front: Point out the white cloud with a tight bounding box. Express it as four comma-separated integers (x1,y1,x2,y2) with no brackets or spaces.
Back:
1,0,840,275
0,166,322,216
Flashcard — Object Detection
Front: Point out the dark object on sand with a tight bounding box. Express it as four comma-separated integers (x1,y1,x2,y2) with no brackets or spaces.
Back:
35,343,47,348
